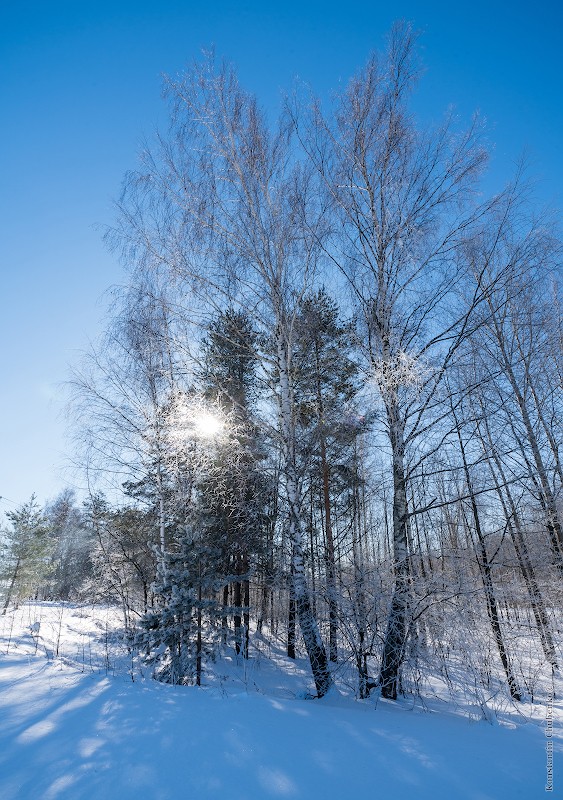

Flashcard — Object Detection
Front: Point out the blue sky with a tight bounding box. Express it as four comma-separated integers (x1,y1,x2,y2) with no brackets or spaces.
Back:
1,0,562,511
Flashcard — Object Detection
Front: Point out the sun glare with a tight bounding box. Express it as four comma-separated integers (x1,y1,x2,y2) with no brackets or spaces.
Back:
167,393,225,446
193,412,223,438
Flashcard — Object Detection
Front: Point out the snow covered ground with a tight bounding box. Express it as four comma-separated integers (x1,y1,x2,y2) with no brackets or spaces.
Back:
0,602,561,799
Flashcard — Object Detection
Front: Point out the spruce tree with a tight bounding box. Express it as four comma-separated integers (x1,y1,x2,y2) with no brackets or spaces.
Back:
140,519,223,685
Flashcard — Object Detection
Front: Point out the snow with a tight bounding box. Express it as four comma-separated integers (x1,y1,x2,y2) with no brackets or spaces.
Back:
0,603,561,799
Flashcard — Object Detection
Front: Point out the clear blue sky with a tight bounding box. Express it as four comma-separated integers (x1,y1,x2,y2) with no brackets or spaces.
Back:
1,0,562,511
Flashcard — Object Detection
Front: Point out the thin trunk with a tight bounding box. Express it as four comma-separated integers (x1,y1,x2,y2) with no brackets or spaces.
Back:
222,583,229,646
243,574,250,659
1,556,21,615
491,310,563,567
278,332,332,696
410,487,428,581
352,475,369,698
155,462,167,575
258,492,276,636
257,583,267,635
196,582,202,687
456,424,522,701
287,562,296,660
234,576,242,656
321,434,338,663
308,483,317,618
314,339,339,663
481,427,558,668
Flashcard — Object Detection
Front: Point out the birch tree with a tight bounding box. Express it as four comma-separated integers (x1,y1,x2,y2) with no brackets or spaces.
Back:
71,280,185,573
113,57,333,696
296,22,502,698
481,278,563,573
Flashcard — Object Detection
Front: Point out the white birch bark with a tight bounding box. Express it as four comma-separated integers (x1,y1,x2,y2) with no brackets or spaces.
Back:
277,329,332,696
378,390,410,698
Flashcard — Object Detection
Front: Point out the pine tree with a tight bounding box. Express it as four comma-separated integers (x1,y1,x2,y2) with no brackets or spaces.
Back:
1,496,54,613
199,309,269,658
292,289,361,664
138,311,269,679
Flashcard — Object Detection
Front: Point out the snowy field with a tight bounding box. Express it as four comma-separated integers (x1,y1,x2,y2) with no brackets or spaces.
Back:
0,602,561,799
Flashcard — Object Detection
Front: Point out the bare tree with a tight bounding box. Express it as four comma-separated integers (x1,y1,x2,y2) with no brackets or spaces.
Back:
296,22,500,698
461,209,563,574
71,278,190,577
111,57,333,696
476,408,559,668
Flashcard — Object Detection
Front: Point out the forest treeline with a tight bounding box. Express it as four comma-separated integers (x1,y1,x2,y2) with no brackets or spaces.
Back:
2,23,561,703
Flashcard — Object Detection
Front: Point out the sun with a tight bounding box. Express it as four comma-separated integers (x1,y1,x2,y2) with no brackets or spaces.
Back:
193,412,223,438
166,393,225,445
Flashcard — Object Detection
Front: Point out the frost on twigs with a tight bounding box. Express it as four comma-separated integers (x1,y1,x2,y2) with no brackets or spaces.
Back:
371,350,431,398
165,392,227,449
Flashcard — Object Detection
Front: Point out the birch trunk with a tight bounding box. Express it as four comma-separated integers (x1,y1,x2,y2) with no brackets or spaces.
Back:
278,333,332,696
481,426,558,668
1,556,21,615
352,475,370,698
490,309,563,569
320,426,338,662
456,424,522,701
379,394,410,699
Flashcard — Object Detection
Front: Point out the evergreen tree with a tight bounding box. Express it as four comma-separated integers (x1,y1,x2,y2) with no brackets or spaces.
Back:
139,310,271,680
292,289,362,664
1,496,54,613
201,309,258,413
199,309,269,658
139,520,223,685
